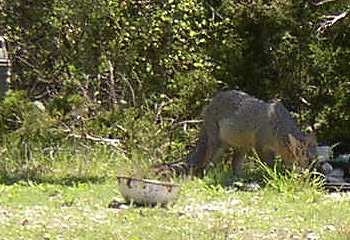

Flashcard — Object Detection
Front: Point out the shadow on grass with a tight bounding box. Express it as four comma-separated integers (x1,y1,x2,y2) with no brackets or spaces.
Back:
0,172,108,186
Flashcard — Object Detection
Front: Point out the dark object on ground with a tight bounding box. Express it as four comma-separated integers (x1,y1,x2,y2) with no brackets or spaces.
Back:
318,154,350,191
108,198,130,209
324,182,350,192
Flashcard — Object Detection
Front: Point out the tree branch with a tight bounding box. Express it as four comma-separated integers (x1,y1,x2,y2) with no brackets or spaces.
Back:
317,10,348,33
309,0,338,6
68,132,124,151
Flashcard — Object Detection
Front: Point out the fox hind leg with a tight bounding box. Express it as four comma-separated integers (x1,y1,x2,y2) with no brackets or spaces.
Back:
186,127,225,176
206,134,226,164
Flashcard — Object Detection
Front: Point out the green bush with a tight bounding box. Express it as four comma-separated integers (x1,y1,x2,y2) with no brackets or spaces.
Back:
0,91,58,141
4,0,218,106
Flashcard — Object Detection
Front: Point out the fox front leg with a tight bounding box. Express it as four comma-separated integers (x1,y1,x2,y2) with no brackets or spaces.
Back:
255,147,275,168
231,149,248,178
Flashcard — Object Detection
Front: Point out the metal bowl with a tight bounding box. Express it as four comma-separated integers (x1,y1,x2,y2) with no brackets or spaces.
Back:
117,176,180,206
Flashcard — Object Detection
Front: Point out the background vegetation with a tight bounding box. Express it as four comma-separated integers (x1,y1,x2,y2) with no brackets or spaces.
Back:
0,0,349,179
0,1,350,239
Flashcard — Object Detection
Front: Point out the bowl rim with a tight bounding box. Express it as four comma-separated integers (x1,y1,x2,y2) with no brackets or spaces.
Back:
117,176,180,188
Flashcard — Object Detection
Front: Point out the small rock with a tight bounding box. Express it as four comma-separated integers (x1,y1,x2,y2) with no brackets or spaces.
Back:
108,198,129,209
21,219,29,226
43,233,51,240
118,204,130,210
245,182,261,192
232,181,244,189
306,232,319,240
228,198,242,206
324,224,336,231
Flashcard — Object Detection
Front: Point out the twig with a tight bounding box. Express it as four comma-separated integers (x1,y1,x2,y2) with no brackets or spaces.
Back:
309,0,338,6
178,119,203,132
118,72,136,107
108,60,118,110
317,10,348,33
177,119,203,125
16,56,44,78
68,132,124,151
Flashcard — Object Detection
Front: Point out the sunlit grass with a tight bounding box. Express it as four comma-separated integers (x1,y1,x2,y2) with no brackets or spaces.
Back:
0,144,349,239
0,176,349,240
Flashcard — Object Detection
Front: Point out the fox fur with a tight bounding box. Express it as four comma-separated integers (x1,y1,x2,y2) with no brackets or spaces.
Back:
186,90,317,177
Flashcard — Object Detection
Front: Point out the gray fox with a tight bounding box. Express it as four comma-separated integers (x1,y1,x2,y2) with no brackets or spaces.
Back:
185,90,317,177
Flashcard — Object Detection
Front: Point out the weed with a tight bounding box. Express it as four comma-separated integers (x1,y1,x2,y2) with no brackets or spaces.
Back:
255,156,324,194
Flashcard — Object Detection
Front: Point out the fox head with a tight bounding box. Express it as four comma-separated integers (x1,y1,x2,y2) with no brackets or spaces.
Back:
280,133,317,169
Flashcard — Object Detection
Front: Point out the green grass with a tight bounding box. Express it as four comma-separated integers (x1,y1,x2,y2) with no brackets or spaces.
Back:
0,144,350,239
0,179,350,240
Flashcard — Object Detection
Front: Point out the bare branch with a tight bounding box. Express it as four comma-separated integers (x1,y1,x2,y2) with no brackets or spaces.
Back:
309,0,338,7
177,119,203,125
118,72,136,107
317,10,348,33
108,60,118,110
68,132,124,151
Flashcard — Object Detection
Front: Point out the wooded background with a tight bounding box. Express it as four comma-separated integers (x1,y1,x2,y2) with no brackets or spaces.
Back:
0,0,349,163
